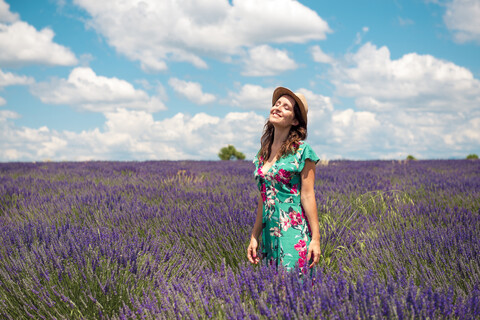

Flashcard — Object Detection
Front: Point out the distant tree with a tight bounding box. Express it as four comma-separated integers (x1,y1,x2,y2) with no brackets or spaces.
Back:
218,145,246,160
466,154,478,160
406,155,416,160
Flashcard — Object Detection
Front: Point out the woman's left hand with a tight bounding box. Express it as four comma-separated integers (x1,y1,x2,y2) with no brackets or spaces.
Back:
307,238,321,268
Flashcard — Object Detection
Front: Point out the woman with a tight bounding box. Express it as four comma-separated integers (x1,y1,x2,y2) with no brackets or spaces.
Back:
247,87,321,271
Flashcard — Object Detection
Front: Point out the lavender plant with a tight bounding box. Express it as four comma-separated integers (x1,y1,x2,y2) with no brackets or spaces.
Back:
0,160,478,319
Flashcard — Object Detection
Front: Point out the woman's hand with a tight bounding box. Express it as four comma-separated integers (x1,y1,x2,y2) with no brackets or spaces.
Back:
307,238,321,268
247,237,260,264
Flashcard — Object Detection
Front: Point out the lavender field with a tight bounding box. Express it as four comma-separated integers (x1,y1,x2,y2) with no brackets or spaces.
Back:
0,160,479,319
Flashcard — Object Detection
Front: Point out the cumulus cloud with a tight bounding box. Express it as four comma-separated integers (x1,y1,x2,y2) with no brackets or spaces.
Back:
72,0,330,71
0,0,77,67
0,108,265,161
30,67,166,112
0,112,68,160
310,45,334,64
306,103,480,160
329,109,380,146
0,109,20,119
444,0,480,43
0,20,77,67
0,0,18,23
296,88,334,118
242,45,298,76
2,81,479,161
168,78,216,105
331,42,480,113
292,89,387,159
0,68,34,105
0,68,34,86
307,41,480,159
228,84,274,110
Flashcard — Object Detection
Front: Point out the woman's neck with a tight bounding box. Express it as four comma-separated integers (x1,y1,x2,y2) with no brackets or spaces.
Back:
271,125,290,153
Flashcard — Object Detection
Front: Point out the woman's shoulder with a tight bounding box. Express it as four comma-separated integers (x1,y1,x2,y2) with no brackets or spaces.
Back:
287,140,310,160
296,140,313,152
296,140,319,163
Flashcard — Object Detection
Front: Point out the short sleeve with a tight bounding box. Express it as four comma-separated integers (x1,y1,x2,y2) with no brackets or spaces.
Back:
297,141,320,172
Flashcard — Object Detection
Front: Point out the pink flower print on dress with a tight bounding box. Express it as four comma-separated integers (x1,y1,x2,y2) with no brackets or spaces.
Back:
298,256,307,268
270,227,282,237
257,165,263,177
289,210,303,227
260,184,267,202
274,169,291,184
294,239,307,252
280,216,291,231
294,239,308,270
299,250,307,260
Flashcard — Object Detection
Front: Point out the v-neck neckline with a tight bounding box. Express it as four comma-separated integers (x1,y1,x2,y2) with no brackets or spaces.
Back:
261,157,278,176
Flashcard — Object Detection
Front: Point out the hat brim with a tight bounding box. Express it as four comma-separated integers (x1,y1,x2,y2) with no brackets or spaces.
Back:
272,87,308,125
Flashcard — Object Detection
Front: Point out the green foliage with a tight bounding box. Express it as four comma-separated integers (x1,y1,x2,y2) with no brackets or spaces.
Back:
406,155,416,160
466,153,478,160
318,190,411,269
218,145,246,160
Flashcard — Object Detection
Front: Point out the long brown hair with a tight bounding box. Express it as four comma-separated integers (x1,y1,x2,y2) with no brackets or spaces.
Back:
259,99,307,161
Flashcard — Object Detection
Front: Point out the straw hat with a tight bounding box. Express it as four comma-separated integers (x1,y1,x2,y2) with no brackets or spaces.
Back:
272,87,308,125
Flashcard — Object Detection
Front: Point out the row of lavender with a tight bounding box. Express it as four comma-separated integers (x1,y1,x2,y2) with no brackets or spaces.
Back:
0,160,479,319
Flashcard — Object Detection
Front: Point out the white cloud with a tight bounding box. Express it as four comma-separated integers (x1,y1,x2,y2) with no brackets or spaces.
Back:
2,81,479,161
331,42,480,113
0,68,34,86
310,45,334,64
0,21,77,67
0,0,18,23
168,78,216,105
0,109,20,119
228,84,274,110
242,45,298,76
304,41,480,159
329,109,380,146
0,113,68,160
0,68,34,105
104,108,155,137
306,105,480,160
444,0,480,43
0,0,77,67
72,0,330,71
0,108,265,161
296,88,334,117
295,90,387,158
31,67,166,112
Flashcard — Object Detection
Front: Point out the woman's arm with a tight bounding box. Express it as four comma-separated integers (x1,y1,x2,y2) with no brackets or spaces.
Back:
247,196,263,264
301,159,321,268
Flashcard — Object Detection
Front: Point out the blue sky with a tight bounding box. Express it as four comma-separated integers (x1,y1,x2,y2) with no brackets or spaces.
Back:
1,0,479,161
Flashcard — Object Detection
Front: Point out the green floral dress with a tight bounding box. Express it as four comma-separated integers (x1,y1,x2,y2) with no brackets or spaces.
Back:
253,141,320,270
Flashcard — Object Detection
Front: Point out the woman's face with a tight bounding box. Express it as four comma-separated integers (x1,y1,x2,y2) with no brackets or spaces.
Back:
269,95,299,128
